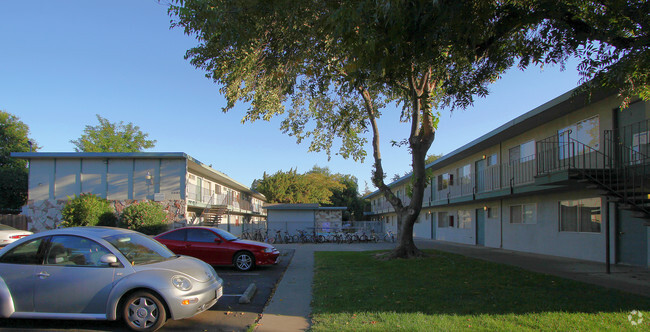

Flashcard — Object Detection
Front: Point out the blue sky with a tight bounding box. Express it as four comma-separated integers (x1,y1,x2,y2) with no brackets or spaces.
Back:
1,0,584,191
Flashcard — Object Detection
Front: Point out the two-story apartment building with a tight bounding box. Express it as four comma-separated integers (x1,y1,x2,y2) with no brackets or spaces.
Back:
12,152,267,234
365,89,650,268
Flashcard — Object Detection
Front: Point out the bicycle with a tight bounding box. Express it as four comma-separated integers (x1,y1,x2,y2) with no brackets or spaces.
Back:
383,230,395,243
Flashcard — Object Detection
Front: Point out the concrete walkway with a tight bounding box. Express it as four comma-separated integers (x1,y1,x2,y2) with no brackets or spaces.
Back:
255,239,650,332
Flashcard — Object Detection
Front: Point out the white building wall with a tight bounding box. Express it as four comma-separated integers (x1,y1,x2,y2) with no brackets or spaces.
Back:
267,210,315,234
413,212,432,239
501,191,605,262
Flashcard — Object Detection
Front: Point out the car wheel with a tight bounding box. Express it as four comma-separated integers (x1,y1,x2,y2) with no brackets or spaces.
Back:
234,251,255,271
122,291,167,332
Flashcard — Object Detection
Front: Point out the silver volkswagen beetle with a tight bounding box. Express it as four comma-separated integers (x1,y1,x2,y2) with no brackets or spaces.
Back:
0,227,223,331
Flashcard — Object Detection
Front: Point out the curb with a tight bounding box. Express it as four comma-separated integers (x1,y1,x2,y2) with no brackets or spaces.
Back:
239,283,257,304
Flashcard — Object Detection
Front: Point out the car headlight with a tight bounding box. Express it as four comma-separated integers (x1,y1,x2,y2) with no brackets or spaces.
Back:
171,275,193,291
263,248,274,253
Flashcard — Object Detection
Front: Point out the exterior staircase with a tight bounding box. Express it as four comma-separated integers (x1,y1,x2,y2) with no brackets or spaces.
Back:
536,119,650,224
198,195,228,226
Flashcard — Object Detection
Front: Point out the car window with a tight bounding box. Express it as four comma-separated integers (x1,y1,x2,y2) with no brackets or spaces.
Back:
158,229,186,241
0,238,44,265
104,232,176,266
187,229,218,243
212,228,238,241
45,235,113,267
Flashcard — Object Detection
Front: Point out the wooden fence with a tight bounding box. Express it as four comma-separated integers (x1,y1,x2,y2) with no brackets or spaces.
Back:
0,215,30,230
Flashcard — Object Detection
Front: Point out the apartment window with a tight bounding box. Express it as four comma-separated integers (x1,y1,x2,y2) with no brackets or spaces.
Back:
509,140,535,163
437,212,448,228
558,116,600,159
487,154,498,166
510,203,536,224
559,198,601,233
457,164,471,186
487,207,498,219
458,210,472,229
448,215,455,227
632,131,649,163
437,173,451,190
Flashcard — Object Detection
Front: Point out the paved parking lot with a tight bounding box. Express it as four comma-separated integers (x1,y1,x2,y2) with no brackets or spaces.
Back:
0,249,294,332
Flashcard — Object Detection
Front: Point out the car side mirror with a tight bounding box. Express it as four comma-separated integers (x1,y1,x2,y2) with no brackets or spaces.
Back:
100,254,121,267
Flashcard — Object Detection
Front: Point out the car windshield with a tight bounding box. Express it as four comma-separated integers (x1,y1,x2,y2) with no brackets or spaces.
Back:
104,233,176,265
0,224,17,231
212,228,238,241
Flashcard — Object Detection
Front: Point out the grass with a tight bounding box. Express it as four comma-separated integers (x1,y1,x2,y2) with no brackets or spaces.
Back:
311,250,650,331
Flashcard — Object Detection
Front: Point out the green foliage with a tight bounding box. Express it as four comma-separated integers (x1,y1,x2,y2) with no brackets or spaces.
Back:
253,167,345,205
119,200,168,235
253,166,367,220
70,114,156,152
0,110,39,212
60,193,117,228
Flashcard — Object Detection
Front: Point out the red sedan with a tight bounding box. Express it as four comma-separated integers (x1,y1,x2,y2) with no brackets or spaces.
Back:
154,226,280,271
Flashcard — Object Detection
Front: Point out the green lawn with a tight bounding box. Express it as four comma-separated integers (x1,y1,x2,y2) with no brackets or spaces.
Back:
311,250,650,331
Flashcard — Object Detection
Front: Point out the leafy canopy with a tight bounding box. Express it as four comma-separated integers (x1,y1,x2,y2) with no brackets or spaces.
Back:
252,167,345,204
0,110,39,212
70,115,156,152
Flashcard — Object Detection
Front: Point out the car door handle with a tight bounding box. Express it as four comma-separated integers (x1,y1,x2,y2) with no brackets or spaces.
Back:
37,271,50,279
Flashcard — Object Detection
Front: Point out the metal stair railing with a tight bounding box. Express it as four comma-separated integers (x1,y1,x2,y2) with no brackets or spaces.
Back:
537,131,649,220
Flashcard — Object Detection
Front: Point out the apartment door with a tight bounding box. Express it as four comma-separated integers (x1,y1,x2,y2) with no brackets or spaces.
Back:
475,159,486,193
475,208,485,246
616,210,648,266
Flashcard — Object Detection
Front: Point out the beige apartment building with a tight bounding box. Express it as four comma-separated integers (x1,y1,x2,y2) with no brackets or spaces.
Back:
365,88,650,267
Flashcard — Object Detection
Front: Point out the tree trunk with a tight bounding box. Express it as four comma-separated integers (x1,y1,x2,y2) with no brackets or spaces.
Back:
386,209,425,258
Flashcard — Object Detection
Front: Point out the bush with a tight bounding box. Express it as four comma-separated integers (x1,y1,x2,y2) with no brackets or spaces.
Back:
60,193,117,228
119,200,168,235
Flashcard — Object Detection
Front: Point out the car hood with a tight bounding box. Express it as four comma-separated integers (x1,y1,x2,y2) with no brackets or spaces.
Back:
134,255,217,283
232,239,274,249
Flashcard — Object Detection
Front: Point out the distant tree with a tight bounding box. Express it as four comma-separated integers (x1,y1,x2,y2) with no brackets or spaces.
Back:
426,153,444,165
0,110,39,213
71,115,156,152
253,168,343,204
307,166,367,221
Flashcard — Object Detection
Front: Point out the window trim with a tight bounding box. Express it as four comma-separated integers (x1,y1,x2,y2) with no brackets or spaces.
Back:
509,203,536,224
558,198,602,233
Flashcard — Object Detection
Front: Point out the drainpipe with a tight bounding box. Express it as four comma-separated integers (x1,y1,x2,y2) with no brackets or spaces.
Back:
604,199,610,274
499,199,503,248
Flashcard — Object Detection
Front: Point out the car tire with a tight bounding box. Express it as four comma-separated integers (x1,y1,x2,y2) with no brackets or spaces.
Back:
234,251,255,271
122,291,167,332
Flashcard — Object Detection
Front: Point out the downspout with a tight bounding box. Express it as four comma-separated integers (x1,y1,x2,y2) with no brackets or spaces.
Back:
604,199,610,274
500,198,503,248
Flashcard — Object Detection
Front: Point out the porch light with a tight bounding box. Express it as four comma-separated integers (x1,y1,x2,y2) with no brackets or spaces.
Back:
145,171,153,180
483,206,488,211
482,155,487,159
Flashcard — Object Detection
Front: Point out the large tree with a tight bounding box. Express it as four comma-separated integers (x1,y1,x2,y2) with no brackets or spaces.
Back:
0,110,39,213
70,115,157,152
169,0,648,258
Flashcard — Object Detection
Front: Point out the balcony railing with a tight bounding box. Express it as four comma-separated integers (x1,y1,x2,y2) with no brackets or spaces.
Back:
186,184,264,213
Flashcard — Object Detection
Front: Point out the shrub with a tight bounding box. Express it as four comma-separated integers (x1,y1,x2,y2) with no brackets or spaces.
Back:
119,200,168,235
60,193,117,228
